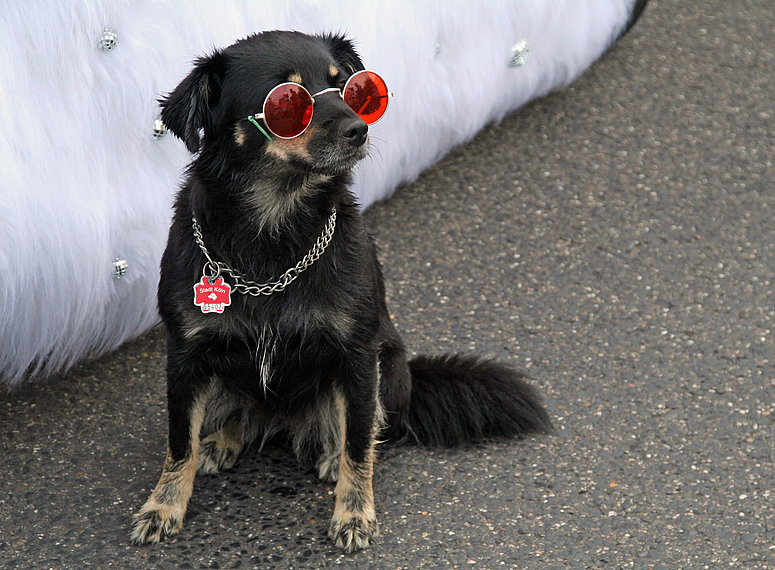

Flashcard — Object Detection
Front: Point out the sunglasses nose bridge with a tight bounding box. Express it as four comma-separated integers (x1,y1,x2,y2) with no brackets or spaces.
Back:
310,86,362,127
310,87,343,100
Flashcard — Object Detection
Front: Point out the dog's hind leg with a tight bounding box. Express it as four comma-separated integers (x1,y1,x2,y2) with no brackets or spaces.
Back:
316,425,342,484
198,414,245,475
130,347,213,545
313,393,343,483
376,331,412,440
328,358,382,553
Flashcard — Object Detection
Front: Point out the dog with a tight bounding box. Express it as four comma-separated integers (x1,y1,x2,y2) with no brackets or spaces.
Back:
130,30,551,552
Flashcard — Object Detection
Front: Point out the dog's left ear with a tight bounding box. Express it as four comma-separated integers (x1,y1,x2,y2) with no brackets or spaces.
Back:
319,33,364,74
160,50,229,153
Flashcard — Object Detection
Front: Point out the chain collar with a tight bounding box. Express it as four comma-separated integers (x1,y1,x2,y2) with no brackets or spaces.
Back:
191,209,337,296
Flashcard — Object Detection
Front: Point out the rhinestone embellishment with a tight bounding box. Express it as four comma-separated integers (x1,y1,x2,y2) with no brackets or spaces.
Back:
508,40,530,67
113,257,128,279
98,28,119,52
153,117,168,140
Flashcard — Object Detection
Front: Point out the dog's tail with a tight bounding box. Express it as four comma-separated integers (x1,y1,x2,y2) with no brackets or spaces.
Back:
384,354,552,446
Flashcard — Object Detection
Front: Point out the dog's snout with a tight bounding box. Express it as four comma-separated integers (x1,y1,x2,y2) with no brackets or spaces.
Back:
340,118,368,147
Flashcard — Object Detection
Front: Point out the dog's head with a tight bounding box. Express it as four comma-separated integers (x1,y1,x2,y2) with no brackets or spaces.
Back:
160,31,371,177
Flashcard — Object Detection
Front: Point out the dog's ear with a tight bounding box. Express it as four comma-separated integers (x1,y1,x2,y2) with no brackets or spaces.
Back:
160,50,229,153
319,33,364,74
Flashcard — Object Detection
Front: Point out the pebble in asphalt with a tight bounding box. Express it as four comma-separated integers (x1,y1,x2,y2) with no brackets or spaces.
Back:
2,1,774,568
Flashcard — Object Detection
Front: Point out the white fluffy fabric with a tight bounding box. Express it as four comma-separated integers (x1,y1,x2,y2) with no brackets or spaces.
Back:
0,0,637,385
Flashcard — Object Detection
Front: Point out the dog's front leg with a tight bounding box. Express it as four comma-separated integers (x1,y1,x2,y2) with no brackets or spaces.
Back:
130,350,212,545
329,359,382,553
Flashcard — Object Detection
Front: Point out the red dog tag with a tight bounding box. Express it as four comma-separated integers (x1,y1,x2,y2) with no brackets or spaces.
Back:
193,276,231,314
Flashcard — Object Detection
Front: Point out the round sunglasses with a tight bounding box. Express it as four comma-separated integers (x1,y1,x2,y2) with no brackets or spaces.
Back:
247,70,392,140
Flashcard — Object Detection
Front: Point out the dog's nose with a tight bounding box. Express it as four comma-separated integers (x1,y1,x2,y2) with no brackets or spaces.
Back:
340,118,368,147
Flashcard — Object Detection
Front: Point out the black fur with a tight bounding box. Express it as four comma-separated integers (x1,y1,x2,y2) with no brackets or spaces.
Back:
131,30,550,552
387,354,552,447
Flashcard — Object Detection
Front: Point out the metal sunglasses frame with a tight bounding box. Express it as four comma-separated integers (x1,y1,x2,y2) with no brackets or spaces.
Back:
246,69,392,140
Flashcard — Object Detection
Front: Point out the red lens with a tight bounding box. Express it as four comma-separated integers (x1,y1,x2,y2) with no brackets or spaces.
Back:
263,83,314,138
343,71,390,125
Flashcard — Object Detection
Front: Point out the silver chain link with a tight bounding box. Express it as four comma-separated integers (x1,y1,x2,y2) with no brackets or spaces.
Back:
191,209,337,296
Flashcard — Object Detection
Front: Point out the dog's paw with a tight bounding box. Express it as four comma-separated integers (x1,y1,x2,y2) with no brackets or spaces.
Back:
130,501,185,545
316,451,340,483
328,511,378,553
198,431,242,475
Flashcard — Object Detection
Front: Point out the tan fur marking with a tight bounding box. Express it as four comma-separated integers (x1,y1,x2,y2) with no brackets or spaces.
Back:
234,123,246,146
264,142,289,161
130,385,211,544
329,64,339,78
288,71,303,84
263,127,316,162
247,167,331,233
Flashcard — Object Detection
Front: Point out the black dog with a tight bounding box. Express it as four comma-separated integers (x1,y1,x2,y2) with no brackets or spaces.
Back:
130,30,551,552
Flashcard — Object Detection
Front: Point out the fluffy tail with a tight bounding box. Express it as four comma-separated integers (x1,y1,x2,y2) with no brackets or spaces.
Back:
385,354,552,446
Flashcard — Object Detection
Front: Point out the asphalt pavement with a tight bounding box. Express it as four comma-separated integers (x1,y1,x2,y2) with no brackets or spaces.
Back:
2,1,774,568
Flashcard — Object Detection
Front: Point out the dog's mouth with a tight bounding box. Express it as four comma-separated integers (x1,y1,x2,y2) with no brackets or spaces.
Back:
305,134,370,176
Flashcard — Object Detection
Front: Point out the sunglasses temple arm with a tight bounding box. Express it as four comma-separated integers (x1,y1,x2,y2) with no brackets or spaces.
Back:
247,115,273,142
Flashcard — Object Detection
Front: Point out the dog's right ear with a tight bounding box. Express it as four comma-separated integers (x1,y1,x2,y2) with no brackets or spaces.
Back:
319,33,364,74
160,50,229,153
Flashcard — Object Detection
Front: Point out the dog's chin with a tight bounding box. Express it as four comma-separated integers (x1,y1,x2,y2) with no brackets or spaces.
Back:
309,140,369,176
312,158,363,177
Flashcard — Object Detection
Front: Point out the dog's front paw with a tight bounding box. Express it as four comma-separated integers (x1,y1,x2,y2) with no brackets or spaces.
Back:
130,501,185,545
328,511,378,553
198,431,242,475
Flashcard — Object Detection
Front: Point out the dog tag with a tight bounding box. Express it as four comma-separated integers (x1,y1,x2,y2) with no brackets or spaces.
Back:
193,276,231,314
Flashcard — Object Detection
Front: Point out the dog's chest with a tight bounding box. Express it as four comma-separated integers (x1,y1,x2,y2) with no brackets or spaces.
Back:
251,326,277,395
185,295,355,393
219,320,346,407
